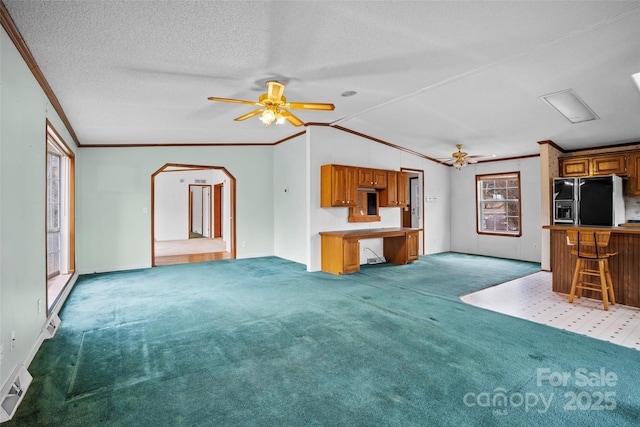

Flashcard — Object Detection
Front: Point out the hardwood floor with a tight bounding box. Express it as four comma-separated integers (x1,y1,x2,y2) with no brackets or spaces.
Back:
154,237,232,266
155,251,232,266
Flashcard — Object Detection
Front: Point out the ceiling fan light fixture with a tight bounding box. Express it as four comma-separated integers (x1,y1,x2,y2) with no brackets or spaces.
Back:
539,89,599,124
259,108,276,126
453,160,468,170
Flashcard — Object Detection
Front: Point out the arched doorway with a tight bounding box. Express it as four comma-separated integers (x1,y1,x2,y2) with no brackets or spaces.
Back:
151,163,236,266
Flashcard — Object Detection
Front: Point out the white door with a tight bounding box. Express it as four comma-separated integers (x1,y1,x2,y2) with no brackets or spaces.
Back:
191,187,203,235
411,177,421,229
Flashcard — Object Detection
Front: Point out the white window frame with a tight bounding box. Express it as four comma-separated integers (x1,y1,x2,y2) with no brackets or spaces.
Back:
46,122,75,313
476,172,522,237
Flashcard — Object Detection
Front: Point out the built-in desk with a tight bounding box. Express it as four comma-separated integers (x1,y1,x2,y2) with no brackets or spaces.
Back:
319,227,421,275
544,225,640,307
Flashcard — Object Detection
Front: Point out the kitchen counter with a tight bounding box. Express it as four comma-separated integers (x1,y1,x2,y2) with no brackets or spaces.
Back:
543,225,640,307
619,223,640,228
544,224,640,233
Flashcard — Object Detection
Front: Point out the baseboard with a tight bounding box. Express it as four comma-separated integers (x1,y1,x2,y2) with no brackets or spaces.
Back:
2,277,75,423
0,365,32,423
78,263,150,275
236,252,273,259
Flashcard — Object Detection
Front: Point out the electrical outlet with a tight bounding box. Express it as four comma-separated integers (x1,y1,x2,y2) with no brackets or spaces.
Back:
37,298,42,314
242,241,246,248
0,342,4,363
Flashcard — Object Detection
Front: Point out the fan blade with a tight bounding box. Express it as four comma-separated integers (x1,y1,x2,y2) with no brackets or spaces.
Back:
288,102,335,111
208,97,261,106
234,109,264,121
266,81,286,102
436,158,456,164
467,154,496,160
280,110,304,126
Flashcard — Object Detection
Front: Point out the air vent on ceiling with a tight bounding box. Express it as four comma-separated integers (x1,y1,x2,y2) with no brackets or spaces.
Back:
195,179,207,184
633,72,640,92
540,89,599,124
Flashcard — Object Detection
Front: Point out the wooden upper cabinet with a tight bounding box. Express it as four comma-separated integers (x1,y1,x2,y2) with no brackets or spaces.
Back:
321,164,357,207
358,168,387,189
560,154,626,177
628,152,640,196
396,172,408,207
560,157,590,177
591,155,626,176
322,165,407,209
380,171,408,207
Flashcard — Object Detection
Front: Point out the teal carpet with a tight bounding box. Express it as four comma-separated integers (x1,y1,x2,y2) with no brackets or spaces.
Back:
8,254,640,426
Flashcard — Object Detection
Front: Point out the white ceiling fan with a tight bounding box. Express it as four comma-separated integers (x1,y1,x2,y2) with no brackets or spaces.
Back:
438,144,495,169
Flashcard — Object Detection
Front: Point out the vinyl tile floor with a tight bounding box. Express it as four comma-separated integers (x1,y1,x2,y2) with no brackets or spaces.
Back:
461,271,640,351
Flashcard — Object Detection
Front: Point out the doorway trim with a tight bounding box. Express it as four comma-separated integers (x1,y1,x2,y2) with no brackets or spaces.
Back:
401,167,425,255
188,184,212,238
213,183,223,238
151,163,236,266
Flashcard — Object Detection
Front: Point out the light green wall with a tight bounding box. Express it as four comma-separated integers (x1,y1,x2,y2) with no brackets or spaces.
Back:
273,134,308,264
77,146,274,273
1,27,77,387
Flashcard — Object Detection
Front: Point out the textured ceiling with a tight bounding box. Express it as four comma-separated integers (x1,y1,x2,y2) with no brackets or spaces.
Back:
4,1,640,161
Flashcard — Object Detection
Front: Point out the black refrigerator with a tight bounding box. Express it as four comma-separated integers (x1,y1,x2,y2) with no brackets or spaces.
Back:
578,175,625,226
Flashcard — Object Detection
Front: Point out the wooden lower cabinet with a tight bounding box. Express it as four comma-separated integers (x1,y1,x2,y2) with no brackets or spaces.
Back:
342,239,360,274
383,231,418,264
407,230,419,261
549,228,640,307
321,234,360,275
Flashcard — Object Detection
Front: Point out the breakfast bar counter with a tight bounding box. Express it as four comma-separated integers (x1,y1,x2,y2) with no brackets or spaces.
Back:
544,225,640,307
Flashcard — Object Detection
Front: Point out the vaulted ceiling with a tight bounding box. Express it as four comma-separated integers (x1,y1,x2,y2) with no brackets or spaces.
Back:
4,1,640,162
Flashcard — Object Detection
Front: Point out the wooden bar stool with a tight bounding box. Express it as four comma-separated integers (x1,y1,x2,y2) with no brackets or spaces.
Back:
565,230,616,310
